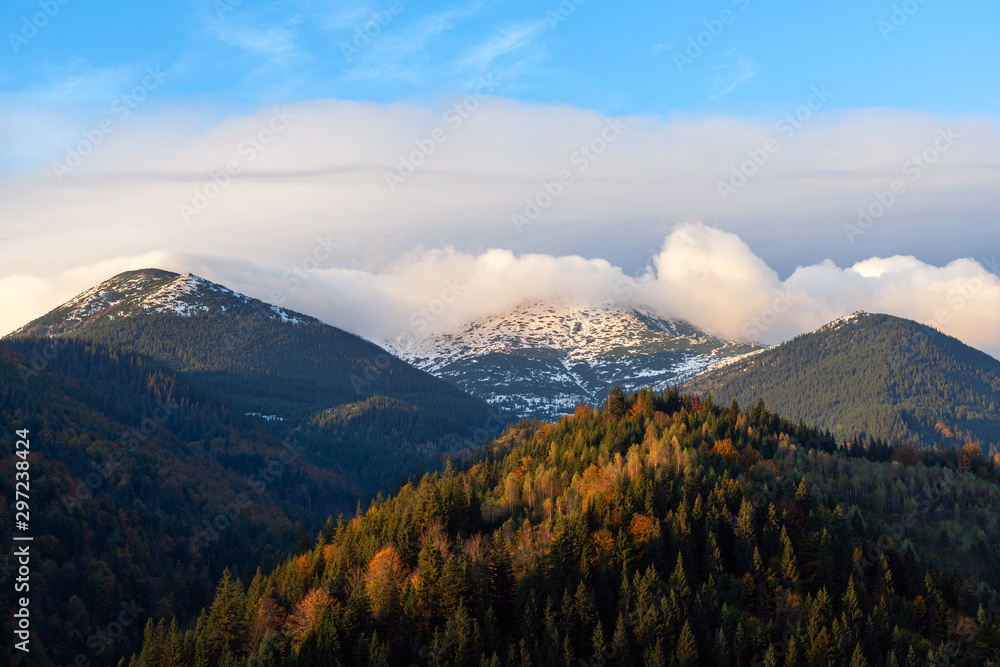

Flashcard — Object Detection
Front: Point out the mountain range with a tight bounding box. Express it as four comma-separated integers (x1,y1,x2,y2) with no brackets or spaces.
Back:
4,268,1000,665
12,268,498,428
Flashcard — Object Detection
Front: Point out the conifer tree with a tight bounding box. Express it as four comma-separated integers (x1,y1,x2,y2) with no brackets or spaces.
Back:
671,552,691,600
779,527,800,587
643,638,666,667
849,642,868,667
206,569,248,658
675,620,698,667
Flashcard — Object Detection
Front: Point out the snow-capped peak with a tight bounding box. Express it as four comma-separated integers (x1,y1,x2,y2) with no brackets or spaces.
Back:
382,299,754,420
11,268,315,336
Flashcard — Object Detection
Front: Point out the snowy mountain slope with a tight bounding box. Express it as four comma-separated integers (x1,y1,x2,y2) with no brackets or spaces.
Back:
385,301,757,419
12,268,315,337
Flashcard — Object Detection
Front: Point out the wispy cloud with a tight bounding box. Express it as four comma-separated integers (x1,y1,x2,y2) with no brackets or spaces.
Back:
343,2,487,83
318,0,378,32
215,23,303,64
0,65,169,175
454,19,548,75
710,55,757,98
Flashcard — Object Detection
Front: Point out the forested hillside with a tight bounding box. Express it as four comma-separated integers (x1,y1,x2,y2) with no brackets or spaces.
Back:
0,337,355,666
687,313,1000,450
128,389,1000,666
0,337,501,666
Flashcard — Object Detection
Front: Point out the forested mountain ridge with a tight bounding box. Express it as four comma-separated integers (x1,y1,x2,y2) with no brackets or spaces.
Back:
129,388,1000,666
6,269,510,503
686,312,1000,450
8,269,499,428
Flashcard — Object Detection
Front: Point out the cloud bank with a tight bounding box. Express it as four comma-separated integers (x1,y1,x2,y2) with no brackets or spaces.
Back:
1,98,999,355
4,223,999,359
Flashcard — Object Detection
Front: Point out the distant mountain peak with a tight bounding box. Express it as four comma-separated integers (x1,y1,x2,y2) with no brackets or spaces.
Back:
388,300,726,368
385,299,754,419
10,268,317,337
686,310,1000,448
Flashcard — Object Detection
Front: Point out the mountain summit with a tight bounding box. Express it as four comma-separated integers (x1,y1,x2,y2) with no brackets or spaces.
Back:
13,268,315,337
386,300,754,419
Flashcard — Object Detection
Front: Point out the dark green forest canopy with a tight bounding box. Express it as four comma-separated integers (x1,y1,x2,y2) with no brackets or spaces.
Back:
687,313,1000,451
36,310,498,428
130,388,1000,667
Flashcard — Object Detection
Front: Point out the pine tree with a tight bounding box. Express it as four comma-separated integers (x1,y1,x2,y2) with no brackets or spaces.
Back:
604,387,626,421
439,554,467,617
705,532,723,577
163,619,182,667
206,569,248,659
849,642,867,667
613,612,631,666
780,527,800,587
479,653,502,667
784,637,798,666
712,627,729,667
590,621,607,666
842,577,862,627
138,618,158,667
675,620,698,667
322,516,336,544
671,552,691,600
644,638,666,667
736,498,755,543
794,477,812,512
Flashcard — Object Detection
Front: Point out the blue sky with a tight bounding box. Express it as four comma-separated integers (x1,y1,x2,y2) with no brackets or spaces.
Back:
2,0,1000,352
3,0,998,118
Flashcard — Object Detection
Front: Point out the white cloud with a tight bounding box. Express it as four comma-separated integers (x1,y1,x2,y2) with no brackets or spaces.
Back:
5,224,999,361
636,223,1000,355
